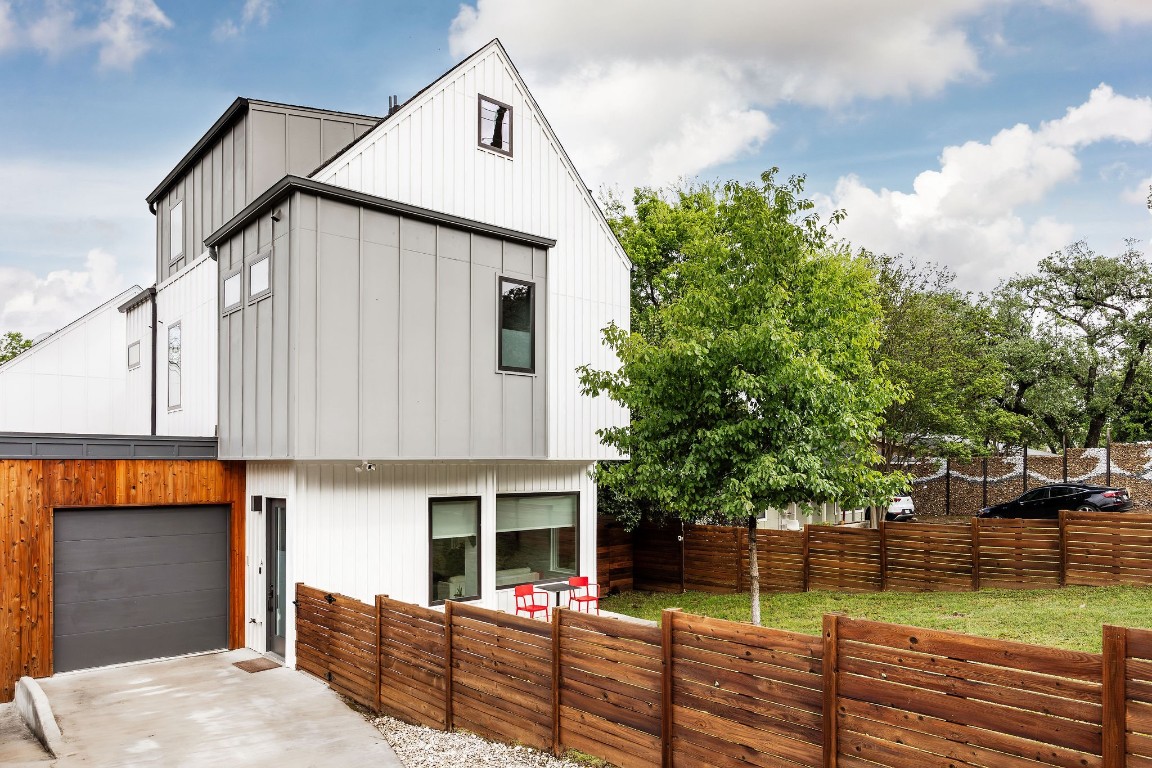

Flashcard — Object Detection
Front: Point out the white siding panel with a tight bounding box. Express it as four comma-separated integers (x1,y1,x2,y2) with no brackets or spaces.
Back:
0,289,138,433
155,255,217,436
312,42,629,461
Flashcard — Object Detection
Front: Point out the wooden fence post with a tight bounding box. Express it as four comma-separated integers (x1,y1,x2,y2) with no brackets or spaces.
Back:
1059,510,1068,587
443,600,454,732
1102,625,1127,768
679,520,686,594
802,525,810,593
375,594,384,713
822,614,840,768
552,606,562,756
971,519,981,592
661,608,681,768
879,521,888,592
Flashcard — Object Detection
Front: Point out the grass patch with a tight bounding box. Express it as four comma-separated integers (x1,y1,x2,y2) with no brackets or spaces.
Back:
600,585,1152,652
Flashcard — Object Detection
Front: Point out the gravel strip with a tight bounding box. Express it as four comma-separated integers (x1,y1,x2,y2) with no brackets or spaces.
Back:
370,713,605,768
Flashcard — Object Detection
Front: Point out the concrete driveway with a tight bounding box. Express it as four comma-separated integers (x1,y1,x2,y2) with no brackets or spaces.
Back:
36,650,404,767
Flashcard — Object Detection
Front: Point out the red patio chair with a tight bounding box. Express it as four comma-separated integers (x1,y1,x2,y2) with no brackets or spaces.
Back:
567,576,600,614
514,584,550,619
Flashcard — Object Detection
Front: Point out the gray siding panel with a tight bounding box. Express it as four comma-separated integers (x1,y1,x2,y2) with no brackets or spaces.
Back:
322,120,354,162
316,229,360,457
360,239,400,458
399,245,437,457
436,256,471,456
250,109,287,200
218,191,548,460
287,115,322,176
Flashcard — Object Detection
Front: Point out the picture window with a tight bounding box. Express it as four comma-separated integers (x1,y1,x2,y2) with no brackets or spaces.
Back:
495,494,578,588
430,498,481,604
478,95,512,157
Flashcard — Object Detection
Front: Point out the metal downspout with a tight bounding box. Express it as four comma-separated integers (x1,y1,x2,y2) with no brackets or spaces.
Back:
150,290,158,436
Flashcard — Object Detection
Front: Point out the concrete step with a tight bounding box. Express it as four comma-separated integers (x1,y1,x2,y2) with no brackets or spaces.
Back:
0,702,54,764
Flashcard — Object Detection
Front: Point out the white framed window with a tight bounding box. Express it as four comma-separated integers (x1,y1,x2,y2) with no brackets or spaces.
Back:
249,251,272,302
170,200,184,262
167,321,182,410
127,341,141,370
478,95,512,157
222,270,242,314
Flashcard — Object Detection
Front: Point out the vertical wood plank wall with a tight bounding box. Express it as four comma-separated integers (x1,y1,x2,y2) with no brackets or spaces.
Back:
0,459,247,702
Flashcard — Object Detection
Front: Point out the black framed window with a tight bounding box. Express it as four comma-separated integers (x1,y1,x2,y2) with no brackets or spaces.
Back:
429,497,481,604
499,276,534,373
478,95,512,156
167,321,181,410
495,493,578,588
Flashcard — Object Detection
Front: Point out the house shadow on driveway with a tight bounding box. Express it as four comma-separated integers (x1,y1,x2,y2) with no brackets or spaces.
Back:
37,649,403,767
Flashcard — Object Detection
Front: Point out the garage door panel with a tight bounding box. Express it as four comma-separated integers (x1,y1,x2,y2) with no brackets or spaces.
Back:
56,589,228,636
54,531,228,573
53,617,228,674
55,560,229,605
53,505,230,674
55,507,229,541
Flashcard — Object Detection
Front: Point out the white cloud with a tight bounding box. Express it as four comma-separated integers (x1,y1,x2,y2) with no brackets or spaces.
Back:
94,0,172,71
450,0,996,188
214,0,272,41
1070,0,1152,29
0,249,128,336
817,85,1152,291
0,0,169,68
0,156,155,335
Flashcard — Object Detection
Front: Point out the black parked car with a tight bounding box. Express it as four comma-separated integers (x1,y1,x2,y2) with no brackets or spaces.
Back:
976,483,1132,519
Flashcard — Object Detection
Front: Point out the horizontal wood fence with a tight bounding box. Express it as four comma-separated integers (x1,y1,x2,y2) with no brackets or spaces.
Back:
296,581,1152,767
628,511,1152,595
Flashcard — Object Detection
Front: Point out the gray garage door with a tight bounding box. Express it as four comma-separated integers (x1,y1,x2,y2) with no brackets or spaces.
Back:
54,506,230,673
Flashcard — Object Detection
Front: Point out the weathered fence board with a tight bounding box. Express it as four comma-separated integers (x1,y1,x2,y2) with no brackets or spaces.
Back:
807,527,882,592
378,596,447,728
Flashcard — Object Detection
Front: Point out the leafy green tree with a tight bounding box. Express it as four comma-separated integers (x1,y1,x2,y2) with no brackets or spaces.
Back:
999,240,1152,448
873,255,1015,466
581,171,904,624
0,331,32,364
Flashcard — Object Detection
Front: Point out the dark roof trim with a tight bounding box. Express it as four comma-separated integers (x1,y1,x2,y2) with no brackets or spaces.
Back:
0,432,218,460
145,97,383,207
146,97,247,206
117,285,156,313
204,175,557,250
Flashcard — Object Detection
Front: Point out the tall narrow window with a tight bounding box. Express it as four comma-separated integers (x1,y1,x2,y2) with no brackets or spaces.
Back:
127,341,141,370
222,271,242,313
430,498,481,604
495,494,578,588
478,95,512,156
170,201,184,262
168,322,182,410
499,277,534,373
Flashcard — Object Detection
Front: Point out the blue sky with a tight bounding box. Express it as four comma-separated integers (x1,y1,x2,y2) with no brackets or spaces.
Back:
1,0,1150,334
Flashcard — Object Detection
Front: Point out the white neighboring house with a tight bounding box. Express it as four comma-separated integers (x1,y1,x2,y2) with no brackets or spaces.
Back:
2,39,629,668
0,288,140,434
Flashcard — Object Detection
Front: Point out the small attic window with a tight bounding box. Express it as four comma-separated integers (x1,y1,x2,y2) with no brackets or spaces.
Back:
478,95,512,157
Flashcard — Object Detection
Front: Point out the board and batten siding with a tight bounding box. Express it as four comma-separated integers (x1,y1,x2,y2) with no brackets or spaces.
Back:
155,104,377,283
263,460,594,667
311,41,629,461
155,256,218,437
123,300,153,434
216,190,547,461
0,289,137,433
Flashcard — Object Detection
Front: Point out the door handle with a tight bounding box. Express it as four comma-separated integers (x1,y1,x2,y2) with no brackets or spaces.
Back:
267,583,276,611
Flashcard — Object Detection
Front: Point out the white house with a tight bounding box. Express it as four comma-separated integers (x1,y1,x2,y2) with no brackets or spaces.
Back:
0,39,630,669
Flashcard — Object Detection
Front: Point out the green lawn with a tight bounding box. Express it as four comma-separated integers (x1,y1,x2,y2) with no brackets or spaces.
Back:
600,585,1152,652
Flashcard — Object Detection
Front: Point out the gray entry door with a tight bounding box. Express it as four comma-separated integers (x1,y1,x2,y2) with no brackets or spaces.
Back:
53,505,230,673
266,498,287,657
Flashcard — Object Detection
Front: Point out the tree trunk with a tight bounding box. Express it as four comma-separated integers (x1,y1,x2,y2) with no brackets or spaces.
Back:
748,514,761,627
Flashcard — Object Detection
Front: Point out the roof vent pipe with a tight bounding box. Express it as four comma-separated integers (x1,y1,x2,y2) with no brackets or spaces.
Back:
388,95,400,116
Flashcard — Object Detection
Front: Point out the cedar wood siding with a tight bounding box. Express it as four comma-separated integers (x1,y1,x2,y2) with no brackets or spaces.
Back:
0,459,246,703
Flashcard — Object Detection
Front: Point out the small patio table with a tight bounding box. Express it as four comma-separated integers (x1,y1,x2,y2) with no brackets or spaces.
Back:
538,582,573,609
